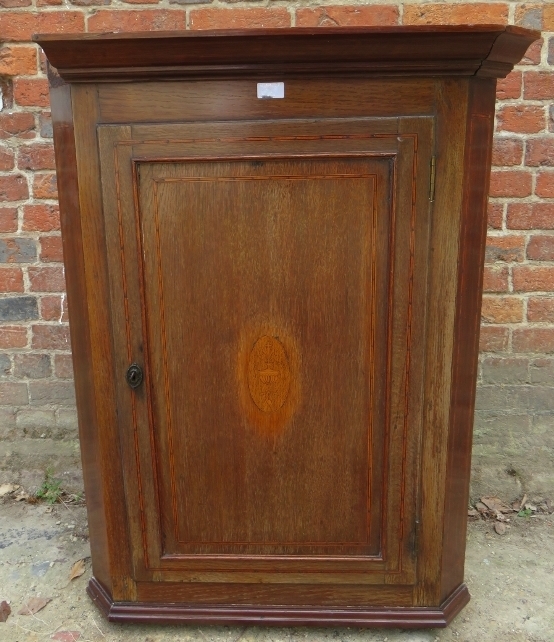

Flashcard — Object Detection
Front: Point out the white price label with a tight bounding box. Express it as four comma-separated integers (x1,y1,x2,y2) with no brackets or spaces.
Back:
257,82,285,99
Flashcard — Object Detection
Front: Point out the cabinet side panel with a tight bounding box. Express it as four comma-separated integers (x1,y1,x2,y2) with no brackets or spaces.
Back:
415,79,469,606
441,78,496,601
70,85,135,599
50,80,111,591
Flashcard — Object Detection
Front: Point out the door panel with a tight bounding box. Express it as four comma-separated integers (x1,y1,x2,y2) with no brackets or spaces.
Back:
139,157,387,557
98,117,433,585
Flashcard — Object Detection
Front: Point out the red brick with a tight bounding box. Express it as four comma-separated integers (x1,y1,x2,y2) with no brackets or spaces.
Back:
0,11,84,42
31,324,70,350
487,202,503,229
40,236,64,262
40,295,63,321
0,46,37,76
521,39,543,66
491,137,523,166
88,10,187,32
513,266,554,292
190,8,290,30
479,326,509,352
496,71,521,100
0,0,31,6
0,267,24,292
483,266,509,292
485,235,525,263
33,173,58,200
37,0,63,5
296,5,399,27
496,105,545,134
403,3,508,25
23,205,60,232
70,0,110,6
526,138,554,167
0,78,13,109
121,0,158,4
0,175,28,201
14,353,51,378
0,382,28,405
13,78,49,108
481,295,524,323
28,266,66,292
515,3,543,30
0,238,36,264
54,354,73,379
535,171,554,198
507,203,554,229
39,112,52,138
39,49,47,75
0,146,15,171
0,112,35,139
527,297,554,322
513,328,554,353
489,170,532,198
527,235,554,261
524,72,554,100
42,294,68,322
544,5,554,30
0,325,27,349
0,208,18,233
17,144,56,171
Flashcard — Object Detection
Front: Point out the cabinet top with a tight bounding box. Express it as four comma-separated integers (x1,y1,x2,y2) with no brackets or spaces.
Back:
35,25,539,83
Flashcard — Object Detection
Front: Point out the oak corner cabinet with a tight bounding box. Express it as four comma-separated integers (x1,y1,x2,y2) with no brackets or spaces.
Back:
36,26,538,628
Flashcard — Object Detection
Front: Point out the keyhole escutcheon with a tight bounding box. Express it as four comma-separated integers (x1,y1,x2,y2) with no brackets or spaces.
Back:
126,363,143,389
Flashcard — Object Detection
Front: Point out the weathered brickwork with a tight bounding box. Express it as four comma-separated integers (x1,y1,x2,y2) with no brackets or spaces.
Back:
0,1,553,498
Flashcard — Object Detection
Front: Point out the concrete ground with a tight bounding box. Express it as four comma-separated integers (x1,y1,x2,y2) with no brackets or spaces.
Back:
0,497,553,642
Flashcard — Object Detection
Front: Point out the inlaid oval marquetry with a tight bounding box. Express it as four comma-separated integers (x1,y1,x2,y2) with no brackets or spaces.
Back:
247,336,291,412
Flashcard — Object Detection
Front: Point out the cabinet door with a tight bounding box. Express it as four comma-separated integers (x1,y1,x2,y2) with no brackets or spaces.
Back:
99,117,434,603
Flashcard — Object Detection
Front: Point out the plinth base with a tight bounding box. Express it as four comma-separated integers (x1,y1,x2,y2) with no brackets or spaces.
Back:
87,577,470,628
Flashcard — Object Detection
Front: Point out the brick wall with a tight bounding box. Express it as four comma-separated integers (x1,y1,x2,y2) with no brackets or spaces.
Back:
0,1,553,499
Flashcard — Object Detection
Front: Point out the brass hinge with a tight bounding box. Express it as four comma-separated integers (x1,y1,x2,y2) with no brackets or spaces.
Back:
429,156,436,202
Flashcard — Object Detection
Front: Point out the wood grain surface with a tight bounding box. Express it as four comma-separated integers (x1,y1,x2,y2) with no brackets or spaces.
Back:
35,26,538,82
45,26,539,626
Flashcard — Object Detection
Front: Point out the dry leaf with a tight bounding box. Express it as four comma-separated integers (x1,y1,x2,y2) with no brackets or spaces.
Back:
14,492,29,502
0,484,19,497
494,522,507,535
18,597,51,615
467,508,480,519
0,600,11,622
481,496,513,514
68,559,86,581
